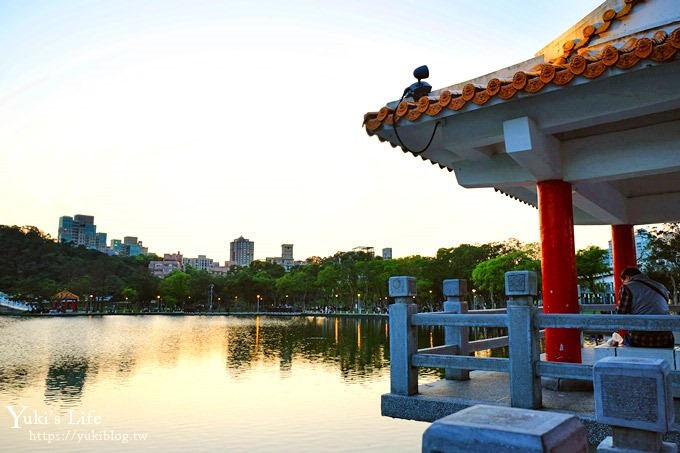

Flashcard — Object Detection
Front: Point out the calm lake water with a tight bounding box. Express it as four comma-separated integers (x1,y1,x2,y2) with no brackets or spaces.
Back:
0,315,443,452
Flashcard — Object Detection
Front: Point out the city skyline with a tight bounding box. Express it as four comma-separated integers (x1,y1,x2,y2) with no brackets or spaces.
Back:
1,1,618,262
45,211,624,265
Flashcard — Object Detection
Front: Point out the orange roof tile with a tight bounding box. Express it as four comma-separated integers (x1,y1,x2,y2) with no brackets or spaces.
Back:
554,0,643,65
363,26,680,136
53,290,79,301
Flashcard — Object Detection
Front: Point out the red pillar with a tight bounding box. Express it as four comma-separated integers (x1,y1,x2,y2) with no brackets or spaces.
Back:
538,180,581,363
611,225,637,306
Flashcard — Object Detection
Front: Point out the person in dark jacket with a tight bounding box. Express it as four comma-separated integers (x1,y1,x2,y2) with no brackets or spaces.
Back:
617,267,674,348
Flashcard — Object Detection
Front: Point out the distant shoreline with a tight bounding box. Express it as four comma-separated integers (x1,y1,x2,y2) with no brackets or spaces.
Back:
0,311,388,319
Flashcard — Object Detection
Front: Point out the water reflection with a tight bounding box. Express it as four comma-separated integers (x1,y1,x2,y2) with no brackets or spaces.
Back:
0,315,488,452
220,316,408,381
0,316,509,404
44,356,88,406
0,316,447,403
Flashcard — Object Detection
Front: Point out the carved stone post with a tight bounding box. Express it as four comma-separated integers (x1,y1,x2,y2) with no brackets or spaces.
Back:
388,276,418,395
443,279,469,380
594,357,676,452
506,270,542,409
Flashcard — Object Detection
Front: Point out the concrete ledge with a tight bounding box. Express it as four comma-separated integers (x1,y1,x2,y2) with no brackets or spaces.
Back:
541,377,594,392
422,404,587,452
593,345,678,369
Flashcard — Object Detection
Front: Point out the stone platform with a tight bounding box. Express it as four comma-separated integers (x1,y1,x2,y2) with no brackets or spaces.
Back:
381,370,680,447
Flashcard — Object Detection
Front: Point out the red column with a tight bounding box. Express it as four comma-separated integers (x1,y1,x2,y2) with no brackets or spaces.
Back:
538,180,581,363
611,224,636,306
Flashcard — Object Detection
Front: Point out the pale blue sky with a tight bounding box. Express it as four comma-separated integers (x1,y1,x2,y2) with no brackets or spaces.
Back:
1,0,612,262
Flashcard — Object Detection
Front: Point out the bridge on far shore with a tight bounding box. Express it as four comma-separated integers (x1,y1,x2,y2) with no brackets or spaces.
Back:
0,293,30,312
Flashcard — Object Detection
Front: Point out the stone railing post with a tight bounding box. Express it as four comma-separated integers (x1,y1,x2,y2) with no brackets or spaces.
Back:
443,279,469,381
388,276,418,396
505,270,542,409
594,357,676,452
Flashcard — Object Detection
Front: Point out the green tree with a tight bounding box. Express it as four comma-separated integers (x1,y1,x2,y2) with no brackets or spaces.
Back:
575,245,609,294
158,271,191,309
472,250,541,307
276,266,317,310
431,242,512,300
0,225,160,308
640,223,680,303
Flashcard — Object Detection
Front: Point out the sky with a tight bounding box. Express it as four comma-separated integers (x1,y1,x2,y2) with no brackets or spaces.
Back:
1,0,615,263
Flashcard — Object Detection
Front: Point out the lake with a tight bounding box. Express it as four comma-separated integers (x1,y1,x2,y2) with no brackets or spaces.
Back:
0,315,443,452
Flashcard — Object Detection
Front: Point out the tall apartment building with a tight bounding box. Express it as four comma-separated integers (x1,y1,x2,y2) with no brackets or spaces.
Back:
110,236,147,257
96,232,107,252
230,236,254,267
58,214,98,250
267,244,295,272
184,255,217,271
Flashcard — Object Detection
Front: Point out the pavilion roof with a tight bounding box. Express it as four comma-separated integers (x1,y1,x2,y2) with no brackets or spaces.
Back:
364,27,680,135
52,290,79,301
362,0,680,226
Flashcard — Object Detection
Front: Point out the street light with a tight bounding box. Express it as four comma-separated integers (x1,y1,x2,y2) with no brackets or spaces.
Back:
256,294,261,313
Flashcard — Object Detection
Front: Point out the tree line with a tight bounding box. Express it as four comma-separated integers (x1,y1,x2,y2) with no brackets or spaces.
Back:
1,224,679,312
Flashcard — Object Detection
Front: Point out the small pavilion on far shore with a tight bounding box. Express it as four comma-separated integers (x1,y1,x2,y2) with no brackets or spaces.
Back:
51,290,79,313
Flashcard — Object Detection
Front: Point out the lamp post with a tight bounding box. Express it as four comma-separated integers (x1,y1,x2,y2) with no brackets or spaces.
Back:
256,294,261,313
209,284,214,312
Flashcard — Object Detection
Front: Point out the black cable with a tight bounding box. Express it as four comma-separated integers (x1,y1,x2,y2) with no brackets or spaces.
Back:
392,94,441,155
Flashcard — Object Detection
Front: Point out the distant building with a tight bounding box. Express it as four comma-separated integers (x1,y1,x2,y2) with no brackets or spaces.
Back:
382,248,392,259
183,255,218,271
148,253,184,278
266,244,296,272
58,214,98,249
110,239,122,254
209,264,231,276
124,236,147,256
230,236,254,267
606,228,650,269
353,246,375,257
110,236,148,257
95,232,108,252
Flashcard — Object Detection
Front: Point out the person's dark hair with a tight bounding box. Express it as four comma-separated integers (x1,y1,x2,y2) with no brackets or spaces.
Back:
620,267,642,279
